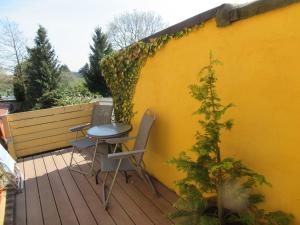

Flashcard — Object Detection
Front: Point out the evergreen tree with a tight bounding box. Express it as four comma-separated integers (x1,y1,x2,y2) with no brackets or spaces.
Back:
169,53,293,225
26,25,61,109
80,27,112,96
60,64,71,72
13,61,27,102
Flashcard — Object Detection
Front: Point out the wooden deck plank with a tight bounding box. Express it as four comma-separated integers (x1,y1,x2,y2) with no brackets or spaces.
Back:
23,157,44,225
50,151,97,225
104,174,154,225
127,173,175,216
16,148,177,225
15,159,26,225
42,153,79,225
33,155,61,225
58,149,116,225
88,148,175,215
153,179,178,205
70,149,135,225
115,174,173,225
83,149,167,225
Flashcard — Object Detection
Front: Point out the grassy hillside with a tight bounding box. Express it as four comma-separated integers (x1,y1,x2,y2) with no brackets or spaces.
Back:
60,71,84,87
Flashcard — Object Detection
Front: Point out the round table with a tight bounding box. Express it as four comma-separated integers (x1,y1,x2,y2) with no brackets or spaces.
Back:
87,123,132,184
87,123,132,139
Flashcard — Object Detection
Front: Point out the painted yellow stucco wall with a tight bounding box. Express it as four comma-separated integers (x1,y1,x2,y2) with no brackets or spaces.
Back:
131,2,300,223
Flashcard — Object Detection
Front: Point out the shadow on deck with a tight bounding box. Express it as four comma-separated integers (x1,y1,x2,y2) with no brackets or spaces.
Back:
15,148,177,225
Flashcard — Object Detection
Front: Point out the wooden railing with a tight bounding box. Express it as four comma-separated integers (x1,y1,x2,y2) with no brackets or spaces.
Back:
2,103,95,158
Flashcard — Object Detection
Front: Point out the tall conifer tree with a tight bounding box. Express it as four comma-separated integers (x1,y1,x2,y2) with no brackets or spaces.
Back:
26,25,61,108
80,27,112,96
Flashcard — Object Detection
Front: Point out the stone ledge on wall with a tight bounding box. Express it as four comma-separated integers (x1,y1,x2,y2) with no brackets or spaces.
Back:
216,0,300,27
144,0,300,41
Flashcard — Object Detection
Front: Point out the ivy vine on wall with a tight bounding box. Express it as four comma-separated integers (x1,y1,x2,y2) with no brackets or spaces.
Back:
101,23,204,124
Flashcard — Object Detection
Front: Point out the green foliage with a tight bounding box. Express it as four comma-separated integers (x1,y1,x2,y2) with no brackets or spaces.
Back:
101,42,148,123
101,23,203,123
55,81,99,106
60,64,70,72
13,61,27,101
80,27,112,96
60,67,84,87
0,70,13,96
168,53,293,225
0,166,9,190
9,26,96,112
26,81,97,110
26,25,61,109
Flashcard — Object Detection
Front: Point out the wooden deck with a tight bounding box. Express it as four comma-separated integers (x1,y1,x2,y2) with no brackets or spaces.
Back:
15,148,177,225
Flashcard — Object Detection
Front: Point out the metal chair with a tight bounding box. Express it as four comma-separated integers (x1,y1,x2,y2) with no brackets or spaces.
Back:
69,102,113,176
99,109,157,209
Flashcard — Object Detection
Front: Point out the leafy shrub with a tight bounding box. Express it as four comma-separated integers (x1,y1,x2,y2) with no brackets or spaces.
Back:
13,76,25,101
0,73,13,97
54,82,99,106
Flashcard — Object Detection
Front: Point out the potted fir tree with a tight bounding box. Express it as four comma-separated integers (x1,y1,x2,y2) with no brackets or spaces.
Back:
169,53,293,225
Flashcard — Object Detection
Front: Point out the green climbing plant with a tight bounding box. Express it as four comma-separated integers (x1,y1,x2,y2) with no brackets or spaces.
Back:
101,24,203,124
168,53,294,225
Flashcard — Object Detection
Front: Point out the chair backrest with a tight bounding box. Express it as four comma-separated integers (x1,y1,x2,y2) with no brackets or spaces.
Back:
133,109,156,153
91,103,113,126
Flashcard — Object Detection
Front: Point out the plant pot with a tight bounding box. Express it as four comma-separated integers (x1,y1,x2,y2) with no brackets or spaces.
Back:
204,206,246,225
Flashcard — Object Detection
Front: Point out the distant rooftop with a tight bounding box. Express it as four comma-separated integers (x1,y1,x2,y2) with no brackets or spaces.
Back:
0,96,16,102
0,103,11,117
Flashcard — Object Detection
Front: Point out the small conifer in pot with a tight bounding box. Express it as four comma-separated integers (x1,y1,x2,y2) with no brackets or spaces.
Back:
168,52,293,225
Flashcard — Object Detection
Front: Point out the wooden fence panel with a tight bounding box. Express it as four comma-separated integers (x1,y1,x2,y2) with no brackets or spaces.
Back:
2,103,95,158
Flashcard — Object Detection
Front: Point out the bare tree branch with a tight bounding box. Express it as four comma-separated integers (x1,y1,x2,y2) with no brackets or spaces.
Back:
107,10,167,49
0,18,27,73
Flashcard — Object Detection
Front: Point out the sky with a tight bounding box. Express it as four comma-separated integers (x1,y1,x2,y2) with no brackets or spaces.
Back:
0,0,250,71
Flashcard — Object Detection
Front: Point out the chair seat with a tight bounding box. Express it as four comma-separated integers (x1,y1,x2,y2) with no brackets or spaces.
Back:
70,138,96,149
100,155,134,172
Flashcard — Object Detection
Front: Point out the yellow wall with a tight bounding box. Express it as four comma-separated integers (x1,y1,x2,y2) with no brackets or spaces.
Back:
132,3,300,223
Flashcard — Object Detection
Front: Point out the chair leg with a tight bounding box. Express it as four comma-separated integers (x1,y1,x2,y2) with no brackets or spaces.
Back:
69,146,76,167
89,141,98,176
143,172,158,195
103,158,123,209
136,166,158,195
95,169,101,184
69,144,97,176
102,171,109,200
124,171,130,183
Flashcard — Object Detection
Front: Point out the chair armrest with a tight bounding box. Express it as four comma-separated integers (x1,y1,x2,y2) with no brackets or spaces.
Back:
69,123,91,132
108,149,146,160
105,136,136,144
